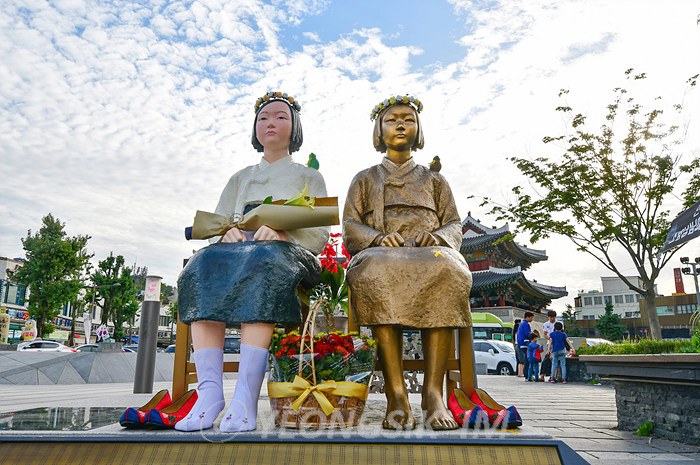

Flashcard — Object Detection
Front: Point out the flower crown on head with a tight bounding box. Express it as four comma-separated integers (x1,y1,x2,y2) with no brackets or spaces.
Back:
370,94,423,121
254,91,301,113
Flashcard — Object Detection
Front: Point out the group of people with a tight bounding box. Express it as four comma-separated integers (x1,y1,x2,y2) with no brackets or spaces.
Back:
514,311,575,383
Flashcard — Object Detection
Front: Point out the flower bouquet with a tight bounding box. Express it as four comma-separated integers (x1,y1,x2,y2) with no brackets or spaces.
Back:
267,303,377,429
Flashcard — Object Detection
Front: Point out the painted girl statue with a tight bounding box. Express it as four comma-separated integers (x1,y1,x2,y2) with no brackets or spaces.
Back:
342,95,473,430
176,92,329,432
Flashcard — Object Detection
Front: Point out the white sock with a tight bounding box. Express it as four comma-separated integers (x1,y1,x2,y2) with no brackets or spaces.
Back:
220,344,269,433
175,347,225,431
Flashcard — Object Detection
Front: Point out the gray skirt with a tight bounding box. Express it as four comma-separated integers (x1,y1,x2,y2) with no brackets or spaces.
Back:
178,241,321,328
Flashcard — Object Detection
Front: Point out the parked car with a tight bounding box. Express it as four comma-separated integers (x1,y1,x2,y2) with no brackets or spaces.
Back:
473,340,516,376
584,338,613,347
74,344,100,352
122,344,138,352
223,336,241,354
164,344,176,353
17,341,77,353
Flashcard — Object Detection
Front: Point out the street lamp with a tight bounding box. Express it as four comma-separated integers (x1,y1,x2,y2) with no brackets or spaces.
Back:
680,257,700,319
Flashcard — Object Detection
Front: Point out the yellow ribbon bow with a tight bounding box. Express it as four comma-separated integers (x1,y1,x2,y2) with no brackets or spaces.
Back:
289,376,337,415
267,375,370,416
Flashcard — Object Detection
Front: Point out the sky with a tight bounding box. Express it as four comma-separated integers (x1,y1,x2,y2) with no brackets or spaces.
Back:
1,0,699,313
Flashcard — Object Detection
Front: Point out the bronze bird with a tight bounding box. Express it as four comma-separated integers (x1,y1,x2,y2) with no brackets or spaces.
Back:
429,156,441,172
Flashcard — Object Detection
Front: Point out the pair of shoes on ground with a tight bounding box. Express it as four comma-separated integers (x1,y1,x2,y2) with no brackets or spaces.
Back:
174,344,269,433
119,388,198,429
447,388,522,429
549,379,568,383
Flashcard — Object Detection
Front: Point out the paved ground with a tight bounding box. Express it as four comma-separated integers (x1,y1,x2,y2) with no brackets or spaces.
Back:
1,375,698,464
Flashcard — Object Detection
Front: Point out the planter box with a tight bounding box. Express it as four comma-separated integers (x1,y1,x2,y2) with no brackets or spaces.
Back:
581,354,700,445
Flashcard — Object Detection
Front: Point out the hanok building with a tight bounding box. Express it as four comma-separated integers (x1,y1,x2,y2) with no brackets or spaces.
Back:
460,214,568,326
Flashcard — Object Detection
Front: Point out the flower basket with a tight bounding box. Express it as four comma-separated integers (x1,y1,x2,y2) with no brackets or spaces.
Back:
267,302,376,429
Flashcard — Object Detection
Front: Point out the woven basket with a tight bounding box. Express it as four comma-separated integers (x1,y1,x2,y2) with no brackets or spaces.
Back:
269,301,371,429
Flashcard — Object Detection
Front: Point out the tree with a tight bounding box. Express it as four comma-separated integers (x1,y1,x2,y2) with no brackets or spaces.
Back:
561,304,584,337
168,300,178,344
90,253,139,341
596,301,627,341
68,260,92,346
485,70,700,340
13,214,91,337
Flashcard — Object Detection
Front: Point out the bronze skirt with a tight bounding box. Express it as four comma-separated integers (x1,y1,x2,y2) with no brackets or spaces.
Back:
346,246,472,328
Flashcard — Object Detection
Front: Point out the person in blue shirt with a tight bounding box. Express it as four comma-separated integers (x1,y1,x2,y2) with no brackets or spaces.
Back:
515,312,534,380
547,322,575,383
526,333,543,382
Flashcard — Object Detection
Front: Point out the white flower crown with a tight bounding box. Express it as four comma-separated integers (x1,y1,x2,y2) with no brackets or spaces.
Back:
254,91,301,113
370,95,423,121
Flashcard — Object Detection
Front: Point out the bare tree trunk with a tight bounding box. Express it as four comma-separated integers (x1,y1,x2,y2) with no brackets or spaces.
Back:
645,293,662,340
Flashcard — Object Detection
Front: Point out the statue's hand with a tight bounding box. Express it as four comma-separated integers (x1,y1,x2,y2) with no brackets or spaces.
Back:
222,227,247,243
415,231,438,247
380,232,405,247
254,225,291,242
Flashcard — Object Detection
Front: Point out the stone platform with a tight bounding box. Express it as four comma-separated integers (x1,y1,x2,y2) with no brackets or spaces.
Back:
1,375,699,464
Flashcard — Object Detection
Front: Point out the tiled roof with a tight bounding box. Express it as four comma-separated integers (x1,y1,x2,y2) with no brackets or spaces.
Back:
471,267,568,299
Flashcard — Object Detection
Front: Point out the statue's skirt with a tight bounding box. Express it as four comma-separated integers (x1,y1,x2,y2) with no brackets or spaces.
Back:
346,246,472,328
177,241,321,328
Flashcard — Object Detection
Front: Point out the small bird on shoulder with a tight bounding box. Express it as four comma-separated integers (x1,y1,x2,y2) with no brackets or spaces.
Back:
429,156,441,172
307,153,319,170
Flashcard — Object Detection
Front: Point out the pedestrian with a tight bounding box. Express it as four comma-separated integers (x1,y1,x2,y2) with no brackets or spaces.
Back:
540,310,557,381
526,333,543,382
515,312,534,381
512,319,523,376
547,322,575,383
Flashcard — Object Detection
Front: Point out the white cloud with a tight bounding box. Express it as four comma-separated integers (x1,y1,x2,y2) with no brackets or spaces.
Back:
1,0,698,313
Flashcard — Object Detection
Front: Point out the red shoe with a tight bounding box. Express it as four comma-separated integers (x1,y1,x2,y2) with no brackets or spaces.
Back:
145,390,198,429
469,388,522,429
447,389,489,428
119,389,172,428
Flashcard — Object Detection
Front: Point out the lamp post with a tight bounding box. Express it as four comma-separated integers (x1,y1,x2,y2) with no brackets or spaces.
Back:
680,257,700,316
134,275,162,394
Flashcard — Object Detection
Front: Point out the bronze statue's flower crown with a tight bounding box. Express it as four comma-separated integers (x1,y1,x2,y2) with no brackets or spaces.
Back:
370,94,423,121
254,91,301,113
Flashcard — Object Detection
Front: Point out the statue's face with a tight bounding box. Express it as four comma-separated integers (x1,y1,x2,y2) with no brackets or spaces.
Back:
255,100,292,150
381,104,417,151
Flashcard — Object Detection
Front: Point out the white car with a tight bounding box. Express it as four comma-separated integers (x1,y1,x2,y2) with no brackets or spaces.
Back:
584,338,614,347
473,340,517,376
74,344,100,352
17,341,77,352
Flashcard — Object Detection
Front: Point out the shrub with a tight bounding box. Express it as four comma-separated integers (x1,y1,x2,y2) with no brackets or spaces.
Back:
577,337,700,356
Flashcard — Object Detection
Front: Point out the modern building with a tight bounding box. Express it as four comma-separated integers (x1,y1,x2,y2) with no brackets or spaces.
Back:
460,214,568,329
574,276,697,339
574,276,650,321
0,257,30,342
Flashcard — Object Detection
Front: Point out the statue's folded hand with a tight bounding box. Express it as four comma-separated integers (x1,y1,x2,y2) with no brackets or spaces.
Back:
415,231,438,247
380,232,405,247
222,227,247,243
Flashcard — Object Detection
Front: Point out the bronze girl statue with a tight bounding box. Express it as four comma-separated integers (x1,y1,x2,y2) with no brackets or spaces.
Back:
342,96,474,430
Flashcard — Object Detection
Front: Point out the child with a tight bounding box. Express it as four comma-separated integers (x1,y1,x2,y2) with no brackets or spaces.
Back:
547,322,575,383
526,333,543,382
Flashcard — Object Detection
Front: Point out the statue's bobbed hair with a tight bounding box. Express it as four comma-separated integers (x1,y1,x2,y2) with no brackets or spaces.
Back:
372,104,424,153
251,100,303,153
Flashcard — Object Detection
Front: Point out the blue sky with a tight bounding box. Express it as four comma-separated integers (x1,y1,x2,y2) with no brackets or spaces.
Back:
1,0,699,311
